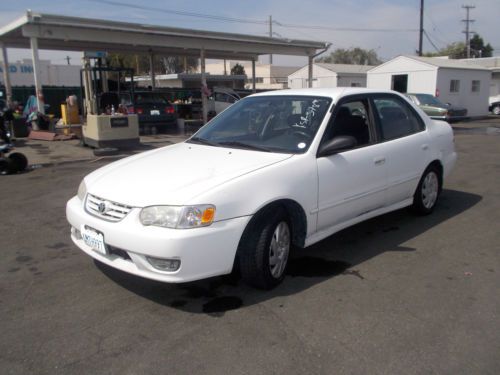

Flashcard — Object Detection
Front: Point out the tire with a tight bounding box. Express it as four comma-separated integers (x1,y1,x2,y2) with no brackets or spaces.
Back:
239,207,291,289
493,105,500,116
0,157,14,175
411,165,441,215
8,152,28,172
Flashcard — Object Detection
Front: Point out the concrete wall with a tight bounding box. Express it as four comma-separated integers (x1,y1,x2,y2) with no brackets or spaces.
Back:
436,69,491,117
0,59,81,86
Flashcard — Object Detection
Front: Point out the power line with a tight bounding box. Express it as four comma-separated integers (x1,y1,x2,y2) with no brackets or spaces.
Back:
423,30,441,53
86,0,268,25
85,0,418,34
273,20,417,33
424,9,452,46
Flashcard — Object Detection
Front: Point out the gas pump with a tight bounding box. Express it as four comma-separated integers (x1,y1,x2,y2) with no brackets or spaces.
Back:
81,58,140,148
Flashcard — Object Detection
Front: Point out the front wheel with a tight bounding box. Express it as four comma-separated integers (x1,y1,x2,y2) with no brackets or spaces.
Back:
411,165,441,215
492,104,500,116
239,207,291,289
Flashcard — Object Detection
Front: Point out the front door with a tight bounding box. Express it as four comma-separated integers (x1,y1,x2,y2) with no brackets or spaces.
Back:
316,97,388,232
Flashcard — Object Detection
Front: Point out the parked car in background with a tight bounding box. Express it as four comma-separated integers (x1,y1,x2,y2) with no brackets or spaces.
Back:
406,93,467,122
489,95,500,115
67,88,456,289
208,87,240,115
120,91,177,134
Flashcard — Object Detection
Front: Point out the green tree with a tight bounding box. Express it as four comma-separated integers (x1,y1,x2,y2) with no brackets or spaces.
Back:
231,63,246,75
424,42,467,59
424,34,493,59
316,48,382,65
470,34,493,58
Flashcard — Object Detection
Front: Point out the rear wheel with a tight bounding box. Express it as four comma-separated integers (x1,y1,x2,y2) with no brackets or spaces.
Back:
493,104,500,116
411,165,441,215
239,207,291,289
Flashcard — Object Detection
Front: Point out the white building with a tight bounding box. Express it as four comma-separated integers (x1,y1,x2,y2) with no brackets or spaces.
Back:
288,63,373,89
460,57,500,97
199,61,299,90
367,55,491,117
0,59,81,86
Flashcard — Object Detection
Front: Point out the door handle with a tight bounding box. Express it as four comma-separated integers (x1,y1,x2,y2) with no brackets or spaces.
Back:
421,144,429,150
374,157,386,165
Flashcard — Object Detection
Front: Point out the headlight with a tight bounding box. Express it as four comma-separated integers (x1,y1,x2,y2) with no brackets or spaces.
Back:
77,180,87,201
140,205,216,229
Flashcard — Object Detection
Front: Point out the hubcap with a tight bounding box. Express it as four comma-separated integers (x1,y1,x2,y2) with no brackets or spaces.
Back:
269,221,290,279
422,171,439,209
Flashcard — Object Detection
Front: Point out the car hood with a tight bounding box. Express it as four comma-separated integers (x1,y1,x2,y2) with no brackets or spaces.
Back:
85,142,293,206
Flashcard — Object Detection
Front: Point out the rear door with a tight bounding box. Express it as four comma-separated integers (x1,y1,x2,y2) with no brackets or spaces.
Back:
371,94,431,206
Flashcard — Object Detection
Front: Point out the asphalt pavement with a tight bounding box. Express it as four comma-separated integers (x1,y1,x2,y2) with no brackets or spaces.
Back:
0,120,499,374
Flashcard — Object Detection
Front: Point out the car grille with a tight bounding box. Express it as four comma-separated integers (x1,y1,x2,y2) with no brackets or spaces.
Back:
85,194,132,222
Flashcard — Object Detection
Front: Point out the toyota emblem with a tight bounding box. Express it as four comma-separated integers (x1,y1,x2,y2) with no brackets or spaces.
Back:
98,202,108,213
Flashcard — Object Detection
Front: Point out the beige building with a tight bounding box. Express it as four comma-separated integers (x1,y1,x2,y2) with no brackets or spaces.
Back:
198,61,299,90
0,59,81,86
288,63,373,89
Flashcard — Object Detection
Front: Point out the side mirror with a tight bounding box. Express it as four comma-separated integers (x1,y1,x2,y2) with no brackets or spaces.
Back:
318,135,357,157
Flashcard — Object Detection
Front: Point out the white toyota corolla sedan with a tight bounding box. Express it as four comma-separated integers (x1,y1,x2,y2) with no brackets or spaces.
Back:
66,88,456,289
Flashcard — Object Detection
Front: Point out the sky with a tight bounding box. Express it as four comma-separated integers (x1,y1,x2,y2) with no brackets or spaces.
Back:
0,0,498,67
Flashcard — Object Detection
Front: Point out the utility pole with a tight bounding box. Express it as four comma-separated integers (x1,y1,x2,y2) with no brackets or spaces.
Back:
269,15,273,65
462,5,475,58
65,55,71,65
418,0,424,56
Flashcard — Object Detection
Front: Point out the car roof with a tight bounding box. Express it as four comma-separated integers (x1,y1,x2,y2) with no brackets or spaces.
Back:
249,87,400,103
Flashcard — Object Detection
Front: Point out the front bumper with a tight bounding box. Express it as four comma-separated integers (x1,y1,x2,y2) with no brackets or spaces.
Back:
66,196,250,283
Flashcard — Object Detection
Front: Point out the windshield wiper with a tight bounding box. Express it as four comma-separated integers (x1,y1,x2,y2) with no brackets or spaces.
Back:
187,137,220,147
218,141,272,152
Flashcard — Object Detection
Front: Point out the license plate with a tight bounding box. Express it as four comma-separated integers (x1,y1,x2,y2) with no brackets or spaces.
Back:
82,226,107,255
150,110,160,115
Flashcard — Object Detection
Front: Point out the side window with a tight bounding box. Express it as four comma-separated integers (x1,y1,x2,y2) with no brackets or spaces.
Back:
373,96,424,141
325,99,372,148
450,80,460,93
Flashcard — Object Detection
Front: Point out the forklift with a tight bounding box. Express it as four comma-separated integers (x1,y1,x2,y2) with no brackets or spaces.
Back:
80,59,140,148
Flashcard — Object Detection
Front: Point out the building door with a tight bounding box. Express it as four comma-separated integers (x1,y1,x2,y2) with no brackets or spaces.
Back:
391,74,408,93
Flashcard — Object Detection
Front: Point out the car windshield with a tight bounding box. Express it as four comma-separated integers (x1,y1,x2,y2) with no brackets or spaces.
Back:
189,95,332,154
415,94,444,107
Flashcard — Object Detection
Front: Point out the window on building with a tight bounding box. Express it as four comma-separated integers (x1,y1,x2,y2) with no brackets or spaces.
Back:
351,83,362,87
450,80,460,93
471,80,480,93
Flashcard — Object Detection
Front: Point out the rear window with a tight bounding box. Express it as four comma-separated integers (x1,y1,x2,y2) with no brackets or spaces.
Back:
134,93,169,105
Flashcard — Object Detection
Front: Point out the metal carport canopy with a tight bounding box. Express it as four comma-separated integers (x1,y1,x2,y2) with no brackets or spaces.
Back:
0,11,328,61
0,11,329,120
